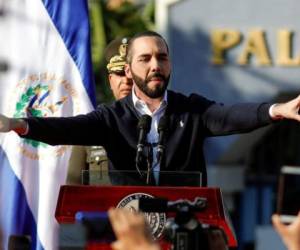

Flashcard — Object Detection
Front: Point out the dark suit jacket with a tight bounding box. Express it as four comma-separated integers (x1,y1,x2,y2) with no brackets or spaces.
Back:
23,90,273,186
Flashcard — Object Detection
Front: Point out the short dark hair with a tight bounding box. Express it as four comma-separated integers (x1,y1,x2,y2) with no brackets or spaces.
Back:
126,31,169,64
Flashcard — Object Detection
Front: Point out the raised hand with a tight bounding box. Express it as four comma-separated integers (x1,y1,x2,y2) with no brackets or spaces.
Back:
0,114,11,132
272,212,300,250
271,95,300,121
108,208,160,250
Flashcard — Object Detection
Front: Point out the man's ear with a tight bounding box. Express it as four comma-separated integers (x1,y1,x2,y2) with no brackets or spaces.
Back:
125,64,132,78
108,74,113,89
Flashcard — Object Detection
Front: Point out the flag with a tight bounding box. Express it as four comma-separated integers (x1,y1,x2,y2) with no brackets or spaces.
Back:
0,0,96,249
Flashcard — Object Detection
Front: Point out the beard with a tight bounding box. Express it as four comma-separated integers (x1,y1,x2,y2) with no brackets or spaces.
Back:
131,71,170,98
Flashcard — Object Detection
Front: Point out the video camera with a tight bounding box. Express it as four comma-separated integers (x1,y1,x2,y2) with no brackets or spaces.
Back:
139,196,212,250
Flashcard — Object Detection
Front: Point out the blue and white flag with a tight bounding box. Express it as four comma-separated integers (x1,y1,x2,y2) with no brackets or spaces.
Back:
0,0,95,249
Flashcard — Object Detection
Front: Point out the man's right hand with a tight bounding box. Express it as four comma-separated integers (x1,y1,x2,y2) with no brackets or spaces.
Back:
0,115,28,134
0,114,11,132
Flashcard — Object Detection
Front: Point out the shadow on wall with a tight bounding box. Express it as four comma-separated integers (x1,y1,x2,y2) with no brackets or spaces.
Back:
169,26,242,102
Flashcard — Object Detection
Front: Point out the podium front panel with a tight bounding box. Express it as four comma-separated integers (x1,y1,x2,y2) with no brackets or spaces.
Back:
56,185,237,248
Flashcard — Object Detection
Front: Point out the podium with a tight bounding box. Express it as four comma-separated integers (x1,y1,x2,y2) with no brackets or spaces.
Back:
55,184,237,249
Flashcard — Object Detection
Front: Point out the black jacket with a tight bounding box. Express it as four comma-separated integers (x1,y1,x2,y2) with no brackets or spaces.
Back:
23,90,273,186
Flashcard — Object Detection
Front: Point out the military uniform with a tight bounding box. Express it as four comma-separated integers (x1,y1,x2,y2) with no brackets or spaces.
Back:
66,37,129,185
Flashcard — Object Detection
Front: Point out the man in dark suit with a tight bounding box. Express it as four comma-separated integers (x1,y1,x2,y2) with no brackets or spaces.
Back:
1,31,300,186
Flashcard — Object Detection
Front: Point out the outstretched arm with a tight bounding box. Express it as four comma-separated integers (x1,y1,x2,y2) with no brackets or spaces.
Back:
202,94,300,136
0,110,110,146
272,212,300,250
0,114,27,134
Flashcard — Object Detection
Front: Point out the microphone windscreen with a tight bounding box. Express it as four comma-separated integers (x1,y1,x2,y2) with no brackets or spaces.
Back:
158,115,169,132
137,114,152,132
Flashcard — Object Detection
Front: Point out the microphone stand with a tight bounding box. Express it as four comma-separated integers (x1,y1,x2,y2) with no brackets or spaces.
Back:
135,146,143,177
146,143,153,185
157,115,169,170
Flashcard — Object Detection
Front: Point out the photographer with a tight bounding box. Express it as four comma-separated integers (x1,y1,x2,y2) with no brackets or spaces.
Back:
108,208,161,250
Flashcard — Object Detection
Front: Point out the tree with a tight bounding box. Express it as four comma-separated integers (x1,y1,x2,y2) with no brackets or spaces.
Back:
89,0,155,103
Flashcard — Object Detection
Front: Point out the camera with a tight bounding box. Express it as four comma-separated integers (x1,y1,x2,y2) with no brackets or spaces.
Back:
139,196,212,250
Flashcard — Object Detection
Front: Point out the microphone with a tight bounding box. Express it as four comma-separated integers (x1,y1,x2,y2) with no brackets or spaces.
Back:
135,114,152,174
157,115,169,165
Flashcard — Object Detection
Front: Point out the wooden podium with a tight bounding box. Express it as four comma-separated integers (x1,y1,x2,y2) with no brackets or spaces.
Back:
55,185,237,249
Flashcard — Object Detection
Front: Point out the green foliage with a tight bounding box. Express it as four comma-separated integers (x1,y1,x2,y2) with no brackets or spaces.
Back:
89,0,155,104
103,1,155,41
89,0,107,71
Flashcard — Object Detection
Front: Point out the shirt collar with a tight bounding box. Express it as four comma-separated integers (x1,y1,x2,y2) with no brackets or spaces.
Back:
132,86,168,115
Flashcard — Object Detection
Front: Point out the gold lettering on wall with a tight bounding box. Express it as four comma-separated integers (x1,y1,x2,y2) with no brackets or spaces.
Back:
237,29,272,66
211,29,241,65
210,28,300,67
277,29,300,66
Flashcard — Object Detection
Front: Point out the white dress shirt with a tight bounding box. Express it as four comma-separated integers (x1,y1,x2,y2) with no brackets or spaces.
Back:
132,87,168,183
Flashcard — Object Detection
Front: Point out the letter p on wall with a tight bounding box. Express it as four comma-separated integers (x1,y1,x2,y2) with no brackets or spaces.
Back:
211,29,241,65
